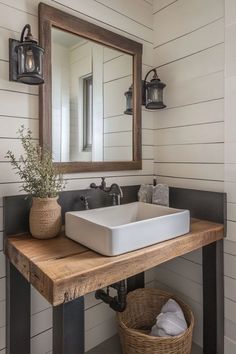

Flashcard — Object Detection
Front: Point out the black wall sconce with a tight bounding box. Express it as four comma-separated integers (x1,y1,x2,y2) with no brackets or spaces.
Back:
143,68,166,109
9,24,44,85
124,68,166,115
124,84,133,115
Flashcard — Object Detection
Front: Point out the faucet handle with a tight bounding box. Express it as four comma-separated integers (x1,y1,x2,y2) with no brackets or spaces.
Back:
109,193,117,206
90,177,106,190
80,195,90,210
101,177,106,189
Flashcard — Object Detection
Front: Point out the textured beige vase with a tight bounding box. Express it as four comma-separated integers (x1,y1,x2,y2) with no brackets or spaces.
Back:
29,197,62,239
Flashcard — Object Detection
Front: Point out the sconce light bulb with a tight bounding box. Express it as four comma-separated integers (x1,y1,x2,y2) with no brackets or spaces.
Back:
25,49,35,72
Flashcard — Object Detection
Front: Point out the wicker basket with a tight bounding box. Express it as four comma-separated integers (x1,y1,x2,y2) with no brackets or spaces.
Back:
117,288,194,354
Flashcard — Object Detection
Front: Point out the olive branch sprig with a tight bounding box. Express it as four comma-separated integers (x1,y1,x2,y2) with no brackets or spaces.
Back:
5,126,65,198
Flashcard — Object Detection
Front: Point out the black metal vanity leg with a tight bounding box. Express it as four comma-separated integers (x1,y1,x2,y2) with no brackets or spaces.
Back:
127,272,144,292
53,296,85,354
202,240,224,354
6,261,30,354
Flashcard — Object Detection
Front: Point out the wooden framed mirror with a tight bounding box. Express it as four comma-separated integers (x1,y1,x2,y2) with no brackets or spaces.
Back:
39,3,142,173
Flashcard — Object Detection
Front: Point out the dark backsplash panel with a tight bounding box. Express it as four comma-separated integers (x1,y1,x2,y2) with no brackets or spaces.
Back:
4,185,140,236
4,186,226,241
169,187,226,225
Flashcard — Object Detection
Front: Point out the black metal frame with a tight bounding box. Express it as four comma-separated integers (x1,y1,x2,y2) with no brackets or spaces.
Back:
6,262,30,354
203,240,224,354
53,297,85,354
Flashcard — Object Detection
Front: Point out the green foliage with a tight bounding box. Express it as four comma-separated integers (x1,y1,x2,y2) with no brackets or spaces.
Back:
5,126,65,198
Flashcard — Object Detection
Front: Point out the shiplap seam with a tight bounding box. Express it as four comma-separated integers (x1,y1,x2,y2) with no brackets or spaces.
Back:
154,174,224,182
153,0,178,15
154,142,224,147
153,16,224,49
94,0,153,30
154,42,224,69
155,120,224,131
159,97,224,111
159,97,223,111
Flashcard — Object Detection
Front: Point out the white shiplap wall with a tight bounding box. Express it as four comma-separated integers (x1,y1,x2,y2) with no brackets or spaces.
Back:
224,0,236,352
0,1,155,353
152,0,225,349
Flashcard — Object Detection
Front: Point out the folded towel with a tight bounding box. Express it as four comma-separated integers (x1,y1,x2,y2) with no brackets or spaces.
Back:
150,299,187,337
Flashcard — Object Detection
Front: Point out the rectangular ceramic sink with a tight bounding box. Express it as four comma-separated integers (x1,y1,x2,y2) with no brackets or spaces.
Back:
65,202,190,256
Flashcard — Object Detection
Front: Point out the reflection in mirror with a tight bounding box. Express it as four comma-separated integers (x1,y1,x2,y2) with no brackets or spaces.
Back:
51,27,133,163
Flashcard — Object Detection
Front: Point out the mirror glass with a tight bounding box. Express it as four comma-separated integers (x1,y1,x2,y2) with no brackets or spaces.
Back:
51,27,133,163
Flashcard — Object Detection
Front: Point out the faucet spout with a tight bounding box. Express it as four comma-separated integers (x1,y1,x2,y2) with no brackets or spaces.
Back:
109,183,123,198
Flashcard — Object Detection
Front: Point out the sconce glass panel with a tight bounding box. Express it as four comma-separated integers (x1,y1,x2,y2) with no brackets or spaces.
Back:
9,24,44,85
16,42,44,84
145,79,166,109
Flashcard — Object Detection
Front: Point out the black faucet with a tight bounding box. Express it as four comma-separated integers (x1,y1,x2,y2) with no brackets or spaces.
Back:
90,177,123,205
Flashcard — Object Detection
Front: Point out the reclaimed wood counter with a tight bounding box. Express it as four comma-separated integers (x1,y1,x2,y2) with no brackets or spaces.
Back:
6,218,224,306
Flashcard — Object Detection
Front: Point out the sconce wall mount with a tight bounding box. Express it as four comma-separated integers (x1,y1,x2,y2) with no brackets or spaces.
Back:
9,24,44,85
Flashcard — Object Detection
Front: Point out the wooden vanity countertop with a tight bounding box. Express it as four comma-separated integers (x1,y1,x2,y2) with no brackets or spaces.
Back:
5,218,224,306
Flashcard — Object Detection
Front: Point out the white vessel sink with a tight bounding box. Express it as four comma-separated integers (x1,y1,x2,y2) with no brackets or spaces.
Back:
65,202,190,256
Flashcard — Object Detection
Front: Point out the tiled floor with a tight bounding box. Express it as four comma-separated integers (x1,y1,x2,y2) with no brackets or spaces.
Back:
87,335,202,354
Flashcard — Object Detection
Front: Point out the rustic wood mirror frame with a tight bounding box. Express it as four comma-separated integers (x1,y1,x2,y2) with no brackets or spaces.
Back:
39,3,142,173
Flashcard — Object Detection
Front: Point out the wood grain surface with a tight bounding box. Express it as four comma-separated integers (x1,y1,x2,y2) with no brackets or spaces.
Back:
5,219,224,306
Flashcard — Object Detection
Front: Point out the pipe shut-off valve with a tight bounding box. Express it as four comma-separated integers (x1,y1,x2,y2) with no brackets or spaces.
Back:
95,280,127,312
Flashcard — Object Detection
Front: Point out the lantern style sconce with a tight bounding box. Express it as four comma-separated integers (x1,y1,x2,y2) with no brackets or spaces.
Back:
9,24,44,85
124,85,133,115
124,68,166,115
143,68,166,109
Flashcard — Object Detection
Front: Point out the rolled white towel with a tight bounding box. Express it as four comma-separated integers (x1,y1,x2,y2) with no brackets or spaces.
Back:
150,298,187,337
150,325,171,337
162,299,186,322
156,312,187,336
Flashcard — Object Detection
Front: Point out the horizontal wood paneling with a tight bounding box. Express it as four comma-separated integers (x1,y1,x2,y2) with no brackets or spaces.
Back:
0,2,37,34
225,336,236,354
155,266,202,304
0,327,5,351
154,144,224,163
154,99,224,130
0,91,38,118
95,0,153,28
153,0,177,14
154,122,224,146
104,115,132,133
104,76,131,117
154,18,224,66
31,308,52,337
103,55,132,83
153,0,223,47
104,147,133,161
0,0,155,353
155,163,224,181
31,329,52,354
226,221,236,242
153,1,224,350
